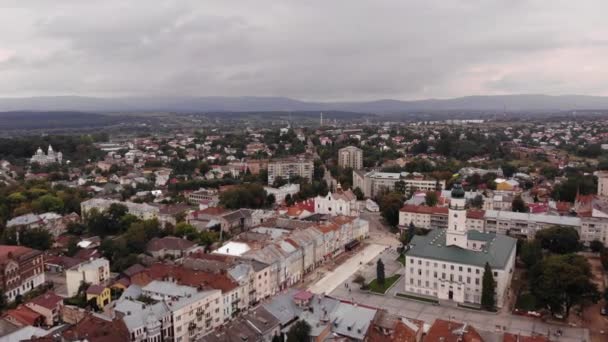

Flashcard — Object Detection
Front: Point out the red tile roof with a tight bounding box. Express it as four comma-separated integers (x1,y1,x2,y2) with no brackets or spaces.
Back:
425,319,484,342
145,263,238,293
466,209,486,220
146,236,196,252
61,313,130,342
28,291,63,310
4,305,44,326
86,284,106,296
400,204,448,215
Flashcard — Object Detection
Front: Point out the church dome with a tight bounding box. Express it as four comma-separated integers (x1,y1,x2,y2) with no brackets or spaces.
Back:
451,183,465,199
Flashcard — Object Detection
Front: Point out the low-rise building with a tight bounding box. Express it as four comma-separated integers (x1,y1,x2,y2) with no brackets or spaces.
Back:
24,291,63,326
146,236,198,259
65,258,110,297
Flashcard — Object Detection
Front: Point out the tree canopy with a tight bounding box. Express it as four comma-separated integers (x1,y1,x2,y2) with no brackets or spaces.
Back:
535,226,580,254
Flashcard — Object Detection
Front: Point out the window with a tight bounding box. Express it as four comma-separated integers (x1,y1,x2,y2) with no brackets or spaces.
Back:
493,271,498,277
475,278,480,285
418,269,422,276
475,269,480,274
450,265,454,270
467,268,471,273
418,260,421,265
466,277,471,284
458,266,462,271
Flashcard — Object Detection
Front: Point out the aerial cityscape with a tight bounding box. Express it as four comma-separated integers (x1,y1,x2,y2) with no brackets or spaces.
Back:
1,1,608,342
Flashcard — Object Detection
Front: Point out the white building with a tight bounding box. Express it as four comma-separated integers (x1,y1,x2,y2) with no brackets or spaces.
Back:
264,183,300,204
267,157,313,185
338,146,363,170
65,258,110,297
314,186,357,216
404,184,517,308
30,145,62,165
80,198,159,220
353,170,445,198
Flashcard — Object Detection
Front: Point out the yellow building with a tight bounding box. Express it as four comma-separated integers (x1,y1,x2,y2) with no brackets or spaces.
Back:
86,284,111,309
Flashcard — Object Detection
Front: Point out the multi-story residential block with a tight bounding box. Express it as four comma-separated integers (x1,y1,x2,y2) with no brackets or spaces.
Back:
267,157,314,185
399,205,485,231
404,184,517,308
353,170,445,198
115,281,224,342
338,146,363,170
65,258,110,297
597,171,608,197
484,210,580,239
0,245,45,302
186,188,219,206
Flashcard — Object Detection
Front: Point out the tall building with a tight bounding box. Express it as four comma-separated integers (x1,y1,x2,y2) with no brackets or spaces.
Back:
267,157,313,185
30,145,62,165
403,184,517,308
338,146,363,170
598,171,608,197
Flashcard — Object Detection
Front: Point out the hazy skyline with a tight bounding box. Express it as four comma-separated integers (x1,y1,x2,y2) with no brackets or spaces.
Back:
1,0,608,101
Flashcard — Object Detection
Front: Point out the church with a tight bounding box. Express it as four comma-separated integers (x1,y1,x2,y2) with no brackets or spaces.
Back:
30,145,63,165
403,183,516,308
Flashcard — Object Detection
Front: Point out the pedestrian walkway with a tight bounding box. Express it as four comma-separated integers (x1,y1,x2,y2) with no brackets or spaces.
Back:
308,243,386,294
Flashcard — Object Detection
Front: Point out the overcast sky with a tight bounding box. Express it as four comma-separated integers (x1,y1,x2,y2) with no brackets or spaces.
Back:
1,0,607,101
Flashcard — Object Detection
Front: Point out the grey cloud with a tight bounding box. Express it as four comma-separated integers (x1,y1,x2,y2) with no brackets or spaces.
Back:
1,0,608,100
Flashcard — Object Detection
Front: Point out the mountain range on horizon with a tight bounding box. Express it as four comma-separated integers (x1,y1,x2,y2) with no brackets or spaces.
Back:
2,94,608,114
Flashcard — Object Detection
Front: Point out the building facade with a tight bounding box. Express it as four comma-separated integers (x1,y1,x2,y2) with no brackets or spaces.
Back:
65,258,110,297
403,184,517,308
338,146,363,170
0,246,45,302
267,157,314,185
30,145,62,165
353,170,445,198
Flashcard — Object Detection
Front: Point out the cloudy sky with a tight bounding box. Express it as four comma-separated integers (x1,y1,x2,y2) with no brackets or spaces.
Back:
1,0,607,101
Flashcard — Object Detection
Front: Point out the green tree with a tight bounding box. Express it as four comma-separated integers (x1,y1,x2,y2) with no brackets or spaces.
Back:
481,262,496,310
379,192,404,227
529,254,599,316
394,180,407,194
376,258,385,285
470,194,484,209
286,320,311,342
353,187,364,200
425,191,438,207
590,240,604,253
535,226,580,254
32,194,64,213
520,240,543,269
511,195,528,213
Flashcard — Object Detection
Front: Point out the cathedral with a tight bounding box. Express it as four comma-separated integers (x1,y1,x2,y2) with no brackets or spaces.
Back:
30,145,63,165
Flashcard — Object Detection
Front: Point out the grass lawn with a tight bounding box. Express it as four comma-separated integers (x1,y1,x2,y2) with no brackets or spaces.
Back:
397,254,405,265
395,292,439,304
368,274,401,294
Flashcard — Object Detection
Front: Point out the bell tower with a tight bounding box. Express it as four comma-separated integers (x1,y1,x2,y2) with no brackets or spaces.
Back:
446,183,468,248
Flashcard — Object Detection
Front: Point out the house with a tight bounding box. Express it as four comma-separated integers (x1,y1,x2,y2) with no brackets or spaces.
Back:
364,309,423,342
146,236,198,259
25,291,63,326
3,305,45,327
86,284,111,310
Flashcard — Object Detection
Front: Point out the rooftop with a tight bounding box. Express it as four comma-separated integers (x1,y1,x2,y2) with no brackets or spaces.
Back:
407,229,516,269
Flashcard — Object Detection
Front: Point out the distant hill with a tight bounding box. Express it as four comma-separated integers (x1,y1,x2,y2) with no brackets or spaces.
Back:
1,94,608,113
0,111,124,130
